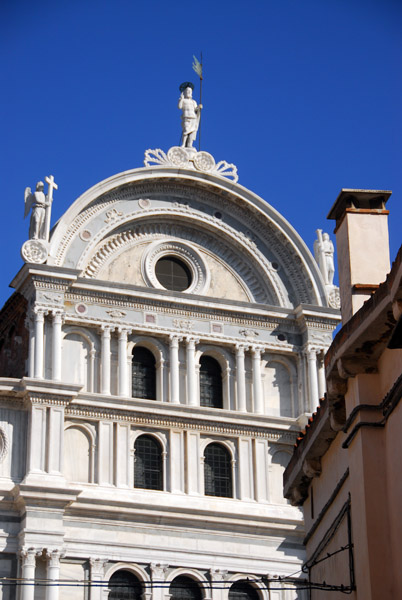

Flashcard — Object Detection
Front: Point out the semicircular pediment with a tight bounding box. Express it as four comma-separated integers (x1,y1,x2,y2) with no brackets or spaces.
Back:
48,168,327,308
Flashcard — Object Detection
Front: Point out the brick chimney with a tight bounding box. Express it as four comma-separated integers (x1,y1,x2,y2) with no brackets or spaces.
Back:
327,189,391,323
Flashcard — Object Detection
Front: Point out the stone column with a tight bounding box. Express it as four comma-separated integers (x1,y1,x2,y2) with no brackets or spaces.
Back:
20,547,37,600
307,347,319,410
235,345,248,412
25,316,35,378
101,326,113,395
117,328,131,397
169,336,181,404
317,351,326,399
251,346,264,414
45,549,61,600
51,311,64,382
89,557,107,600
186,337,199,406
150,562,169,600
89,348,96,393
33,309,46,379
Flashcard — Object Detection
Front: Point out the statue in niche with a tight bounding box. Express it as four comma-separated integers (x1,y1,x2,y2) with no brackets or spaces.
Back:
314,229,335,286
24,175,58,242
178,82,202,148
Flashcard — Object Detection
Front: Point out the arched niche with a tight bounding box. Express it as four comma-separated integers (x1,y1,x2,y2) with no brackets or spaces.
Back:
269,447,292,505
62,329,97,392
263,357,296,418
64,425,94,483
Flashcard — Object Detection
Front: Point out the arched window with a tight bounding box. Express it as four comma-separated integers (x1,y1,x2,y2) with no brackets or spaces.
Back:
229,582,260,600
134,435,163,490
199,356,223,408
132,346,156,400
204,443,232,498
108,570,142,600
170,576,202,600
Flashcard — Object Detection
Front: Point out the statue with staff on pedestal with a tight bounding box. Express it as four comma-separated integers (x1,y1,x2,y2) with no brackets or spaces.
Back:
21,175,58,264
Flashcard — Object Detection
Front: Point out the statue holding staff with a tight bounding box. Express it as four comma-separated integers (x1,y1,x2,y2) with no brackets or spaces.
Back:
178,82,202,149
24,175,58,242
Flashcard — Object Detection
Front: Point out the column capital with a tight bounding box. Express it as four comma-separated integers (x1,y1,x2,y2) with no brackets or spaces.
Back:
304,345,320,357
19,547,38,566
185,336,199,346
150,562,169,578
169,334,183,344
250,345,265,356
33,306,48,319
101,324,115,334
90,557,108,576
209,568,228,580
235,343,249,353
50,309,65,320
45,548,64,566
117,326,132,338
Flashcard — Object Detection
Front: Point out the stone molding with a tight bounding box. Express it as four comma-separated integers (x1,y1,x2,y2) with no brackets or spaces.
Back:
50,178,324,307
79,212,282,305
65,404,298,444
62,313,297,354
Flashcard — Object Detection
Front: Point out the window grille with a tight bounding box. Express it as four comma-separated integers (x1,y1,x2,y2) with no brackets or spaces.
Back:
204,443,232,497
155,256,192,291
170,576,202,600
228,582,260,600
108,570,142,600
132,346,156,400
134,435,163,490
199,355,223,408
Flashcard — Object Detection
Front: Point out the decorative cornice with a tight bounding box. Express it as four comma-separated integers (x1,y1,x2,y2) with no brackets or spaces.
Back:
65,404,298,444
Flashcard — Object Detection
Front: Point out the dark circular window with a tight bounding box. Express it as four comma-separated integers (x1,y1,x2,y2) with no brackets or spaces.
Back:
155,256,192,291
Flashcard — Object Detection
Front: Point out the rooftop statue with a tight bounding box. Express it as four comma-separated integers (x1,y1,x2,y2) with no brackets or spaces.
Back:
178,82,202,148
24,175,58,242
21,175,58,264
314,229,335,286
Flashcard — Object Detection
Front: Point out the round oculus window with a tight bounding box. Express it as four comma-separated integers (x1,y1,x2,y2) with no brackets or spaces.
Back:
155,256,192,291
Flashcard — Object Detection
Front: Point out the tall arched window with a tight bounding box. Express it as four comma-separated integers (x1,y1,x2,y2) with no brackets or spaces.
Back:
199,356,223,408
108,570,142,600
170,576,202,600
132,346,156,400
229,582,260,600
134,435,163,490
204,443,232,498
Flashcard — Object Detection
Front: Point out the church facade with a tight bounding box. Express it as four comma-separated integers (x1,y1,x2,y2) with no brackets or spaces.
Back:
0,145,339,599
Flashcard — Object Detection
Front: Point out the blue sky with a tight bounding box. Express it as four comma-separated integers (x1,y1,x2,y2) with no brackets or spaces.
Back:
1,0,401,307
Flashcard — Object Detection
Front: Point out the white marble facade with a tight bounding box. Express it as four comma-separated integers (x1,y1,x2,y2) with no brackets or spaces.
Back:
0,158,340,599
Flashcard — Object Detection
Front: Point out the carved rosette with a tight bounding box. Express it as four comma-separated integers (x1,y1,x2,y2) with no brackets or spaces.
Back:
327,286,341,309
144,147,238,182
21,239,48,264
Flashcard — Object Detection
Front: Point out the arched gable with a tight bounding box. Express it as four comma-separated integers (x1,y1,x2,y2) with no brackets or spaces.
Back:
48,167,328,308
